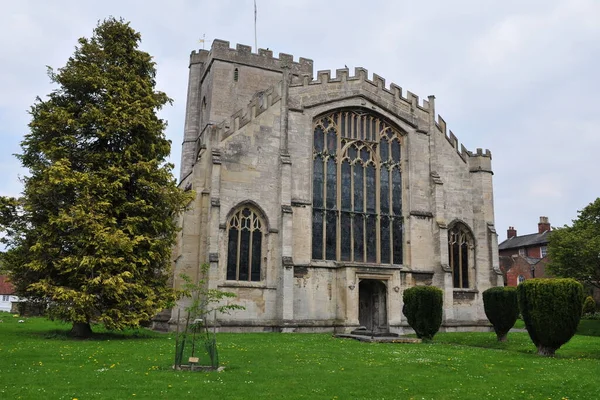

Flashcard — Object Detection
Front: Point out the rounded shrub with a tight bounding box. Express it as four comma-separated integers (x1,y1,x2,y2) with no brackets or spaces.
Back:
583,296,596,316
482,286,519,342
402,286,443,341
517,278,584,356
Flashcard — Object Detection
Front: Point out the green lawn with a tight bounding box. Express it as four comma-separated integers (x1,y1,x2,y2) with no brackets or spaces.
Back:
1,313,599,400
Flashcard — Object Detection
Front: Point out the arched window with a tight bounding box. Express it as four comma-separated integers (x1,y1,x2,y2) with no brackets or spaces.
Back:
448,223,473,288
312,110,404,264
234,68,239,82
226,207,263,281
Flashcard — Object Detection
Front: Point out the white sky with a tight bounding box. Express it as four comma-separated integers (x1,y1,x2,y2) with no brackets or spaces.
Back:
1,0,599,240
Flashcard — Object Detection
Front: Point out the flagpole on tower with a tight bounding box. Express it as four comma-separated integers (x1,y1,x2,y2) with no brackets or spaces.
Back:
254,0,258,51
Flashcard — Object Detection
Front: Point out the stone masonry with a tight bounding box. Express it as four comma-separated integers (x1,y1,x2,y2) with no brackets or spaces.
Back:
169,39,503,334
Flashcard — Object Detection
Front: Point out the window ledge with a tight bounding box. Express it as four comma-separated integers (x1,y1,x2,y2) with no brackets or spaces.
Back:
309,260,403,269
218,282,276,290
337,261,403,269
309,260,337,268
453,288,479,293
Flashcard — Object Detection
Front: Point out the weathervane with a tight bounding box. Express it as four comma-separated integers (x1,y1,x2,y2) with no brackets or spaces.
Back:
199,33,206,50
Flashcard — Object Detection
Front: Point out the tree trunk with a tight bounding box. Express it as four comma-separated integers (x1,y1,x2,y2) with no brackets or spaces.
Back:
537,345,556,357
70,322,93,338
496,333,508,342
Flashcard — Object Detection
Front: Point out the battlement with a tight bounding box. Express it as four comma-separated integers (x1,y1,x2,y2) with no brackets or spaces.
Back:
190,39,313,76
472,148,492,158
193,80,283,161
435,115,492,163
290,67,432,113
205,80,284,149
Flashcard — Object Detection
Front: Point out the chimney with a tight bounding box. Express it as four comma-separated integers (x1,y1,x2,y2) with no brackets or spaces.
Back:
507,226,517,239
538,216,551,233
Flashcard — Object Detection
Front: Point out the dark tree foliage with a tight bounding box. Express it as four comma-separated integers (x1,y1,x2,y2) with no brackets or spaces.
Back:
402,286,443,341
517,278,584,356
548,198,600,289
483,286,519,342
0,18,191,337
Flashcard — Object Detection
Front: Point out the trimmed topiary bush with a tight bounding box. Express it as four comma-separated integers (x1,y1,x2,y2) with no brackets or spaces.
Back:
583,296,596,316
483,286,519,342
402,286,443,341
517,278,584,356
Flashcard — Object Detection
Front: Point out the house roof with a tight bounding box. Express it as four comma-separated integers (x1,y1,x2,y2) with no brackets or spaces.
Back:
0,275,15,295
523,256,546,265
498,230,550,251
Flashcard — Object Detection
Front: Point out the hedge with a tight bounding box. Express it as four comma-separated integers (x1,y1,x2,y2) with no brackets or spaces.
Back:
517,278,584,356
483,286,519,342
402,286,443,341
583,296,596,315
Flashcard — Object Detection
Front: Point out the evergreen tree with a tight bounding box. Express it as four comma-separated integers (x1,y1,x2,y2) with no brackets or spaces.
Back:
1,18,191,337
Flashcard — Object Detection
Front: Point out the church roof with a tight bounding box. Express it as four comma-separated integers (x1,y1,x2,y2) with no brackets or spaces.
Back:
0,275,15,295
498,231,550,251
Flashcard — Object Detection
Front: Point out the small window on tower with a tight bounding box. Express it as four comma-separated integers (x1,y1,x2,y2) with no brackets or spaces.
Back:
234,68,239,82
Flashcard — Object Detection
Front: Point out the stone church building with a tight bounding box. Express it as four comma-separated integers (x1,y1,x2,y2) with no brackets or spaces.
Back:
170,39,502,334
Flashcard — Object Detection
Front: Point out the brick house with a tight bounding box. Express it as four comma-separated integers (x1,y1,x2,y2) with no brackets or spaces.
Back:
498,217,551,286
0,275,19,313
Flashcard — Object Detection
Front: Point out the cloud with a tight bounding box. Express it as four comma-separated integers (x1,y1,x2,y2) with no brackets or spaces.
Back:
0,0,598,238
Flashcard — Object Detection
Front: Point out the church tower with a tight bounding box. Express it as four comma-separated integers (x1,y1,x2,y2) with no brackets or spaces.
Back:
179,40,313,180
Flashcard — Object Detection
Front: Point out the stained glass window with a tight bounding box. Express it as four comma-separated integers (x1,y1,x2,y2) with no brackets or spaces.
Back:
448,223,473,288
312,110,404,264
227,207,263,281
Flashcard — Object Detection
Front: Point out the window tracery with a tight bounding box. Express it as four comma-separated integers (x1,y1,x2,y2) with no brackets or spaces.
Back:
312,110,404,264
226,207,263,281
448,223,473,288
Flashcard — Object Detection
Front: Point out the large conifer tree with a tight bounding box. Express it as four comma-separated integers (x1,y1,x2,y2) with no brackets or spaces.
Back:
3,18,190,337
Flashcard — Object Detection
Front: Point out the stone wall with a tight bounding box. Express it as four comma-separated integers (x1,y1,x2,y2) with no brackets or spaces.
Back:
168,39,501,333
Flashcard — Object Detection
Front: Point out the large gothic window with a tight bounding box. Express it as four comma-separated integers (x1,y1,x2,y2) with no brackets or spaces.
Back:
312,110,403,264
226,207,263,281
448,223,473,288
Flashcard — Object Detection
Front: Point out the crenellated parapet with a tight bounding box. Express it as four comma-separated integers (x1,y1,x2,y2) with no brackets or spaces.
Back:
194,80,284,159
290,67,431,118
190,39,313,77
435,114,492,166
288,67,491,167
188,45,492,170
468,148,493,173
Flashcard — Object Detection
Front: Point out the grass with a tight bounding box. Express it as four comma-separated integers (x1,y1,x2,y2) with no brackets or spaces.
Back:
1,313,600,399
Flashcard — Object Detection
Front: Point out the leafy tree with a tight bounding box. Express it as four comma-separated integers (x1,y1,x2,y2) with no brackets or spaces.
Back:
174,264,245,369
0,197,20,273
548,198,600,288
1,18,191,337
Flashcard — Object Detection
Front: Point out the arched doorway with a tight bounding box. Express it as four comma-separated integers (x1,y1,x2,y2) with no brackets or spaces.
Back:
358,280,388,333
